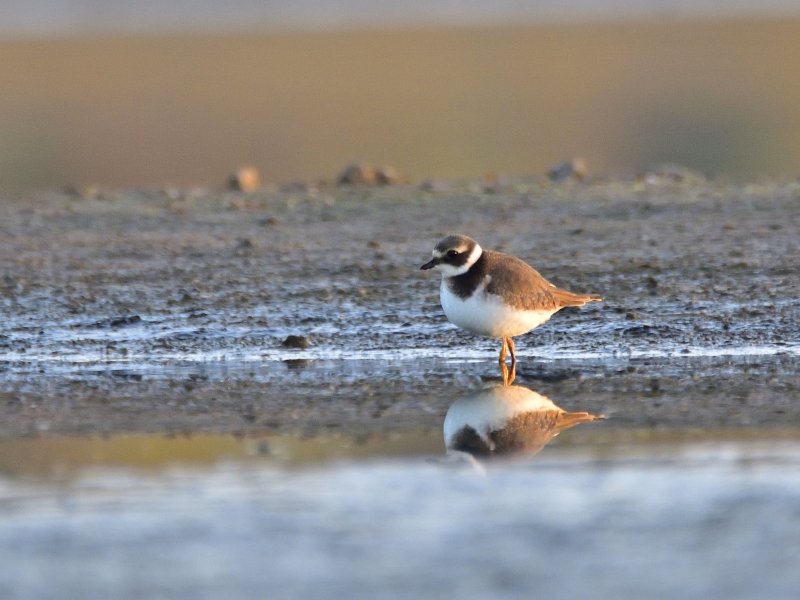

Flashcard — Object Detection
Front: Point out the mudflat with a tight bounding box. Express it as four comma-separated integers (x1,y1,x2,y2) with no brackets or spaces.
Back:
1,177,799,442
3,178,800,600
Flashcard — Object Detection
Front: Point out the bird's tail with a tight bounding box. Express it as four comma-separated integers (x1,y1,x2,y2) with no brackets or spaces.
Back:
555,411,605,433
552,288,603,308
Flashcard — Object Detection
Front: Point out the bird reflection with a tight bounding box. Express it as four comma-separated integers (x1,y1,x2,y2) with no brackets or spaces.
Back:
443,384,603,460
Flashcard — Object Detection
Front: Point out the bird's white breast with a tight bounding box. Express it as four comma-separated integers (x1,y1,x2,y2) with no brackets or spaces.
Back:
440,279,555,338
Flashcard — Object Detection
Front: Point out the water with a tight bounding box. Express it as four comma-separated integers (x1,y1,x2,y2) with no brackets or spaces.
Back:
2,365,800,598
2,440,800,599
2,183,800,596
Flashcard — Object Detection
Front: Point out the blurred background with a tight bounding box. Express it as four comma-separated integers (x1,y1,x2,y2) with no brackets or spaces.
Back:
2,0,800,191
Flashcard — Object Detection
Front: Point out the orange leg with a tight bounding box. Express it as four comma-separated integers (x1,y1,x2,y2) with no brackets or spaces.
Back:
498,337,517,385
500,361,516,386
498,337,508,364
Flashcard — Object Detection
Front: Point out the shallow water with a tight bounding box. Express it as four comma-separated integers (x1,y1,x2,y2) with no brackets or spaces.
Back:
2,182,800,596
2,365,800,598
2,440,800,599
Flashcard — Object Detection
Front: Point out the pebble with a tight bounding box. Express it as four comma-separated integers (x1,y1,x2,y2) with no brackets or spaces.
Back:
282,335,310,349
338,163,378,185
641,163,706,186
227,167,261,192
337,163,404,186
548,158,587,182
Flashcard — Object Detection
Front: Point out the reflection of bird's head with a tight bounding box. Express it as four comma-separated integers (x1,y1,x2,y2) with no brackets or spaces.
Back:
420,234,482,277
443,385,602,459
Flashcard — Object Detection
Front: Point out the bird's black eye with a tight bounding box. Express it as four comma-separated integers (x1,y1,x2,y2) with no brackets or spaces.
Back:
446,250,459,257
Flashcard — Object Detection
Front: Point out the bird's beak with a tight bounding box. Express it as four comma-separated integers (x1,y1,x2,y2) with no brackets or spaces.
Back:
420,258,439,270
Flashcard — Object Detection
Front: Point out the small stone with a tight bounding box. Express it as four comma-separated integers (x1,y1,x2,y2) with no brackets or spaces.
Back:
109,315,142,328
338,163,378,185
63,184,82,198
376,165,404,185
548,158,587,182
281,335,310,349
337,163,404,186
227,166,261,192
284,359,311,369
641,163,706,186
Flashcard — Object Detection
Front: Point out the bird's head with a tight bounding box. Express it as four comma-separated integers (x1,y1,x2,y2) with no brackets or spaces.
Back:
420,234,482,277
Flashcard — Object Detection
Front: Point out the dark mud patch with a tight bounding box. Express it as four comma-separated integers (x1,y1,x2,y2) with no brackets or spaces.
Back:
81,315,143,329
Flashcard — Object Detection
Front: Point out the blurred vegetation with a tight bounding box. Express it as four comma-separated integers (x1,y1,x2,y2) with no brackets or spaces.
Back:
0,18,799,190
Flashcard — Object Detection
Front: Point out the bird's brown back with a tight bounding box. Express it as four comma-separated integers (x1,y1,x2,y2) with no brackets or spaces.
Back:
482,250,601,312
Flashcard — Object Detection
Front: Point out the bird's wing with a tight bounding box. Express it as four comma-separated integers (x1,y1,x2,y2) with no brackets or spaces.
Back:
491,410,601,455
483,251,600,311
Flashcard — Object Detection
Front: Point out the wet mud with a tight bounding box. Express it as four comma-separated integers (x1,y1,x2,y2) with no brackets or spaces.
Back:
2,178,800,439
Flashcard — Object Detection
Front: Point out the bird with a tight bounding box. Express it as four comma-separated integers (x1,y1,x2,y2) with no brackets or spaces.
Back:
443,384,603,460
421,234,601,382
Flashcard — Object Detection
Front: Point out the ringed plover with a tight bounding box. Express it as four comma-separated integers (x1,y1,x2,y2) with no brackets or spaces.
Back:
421,234,601,381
